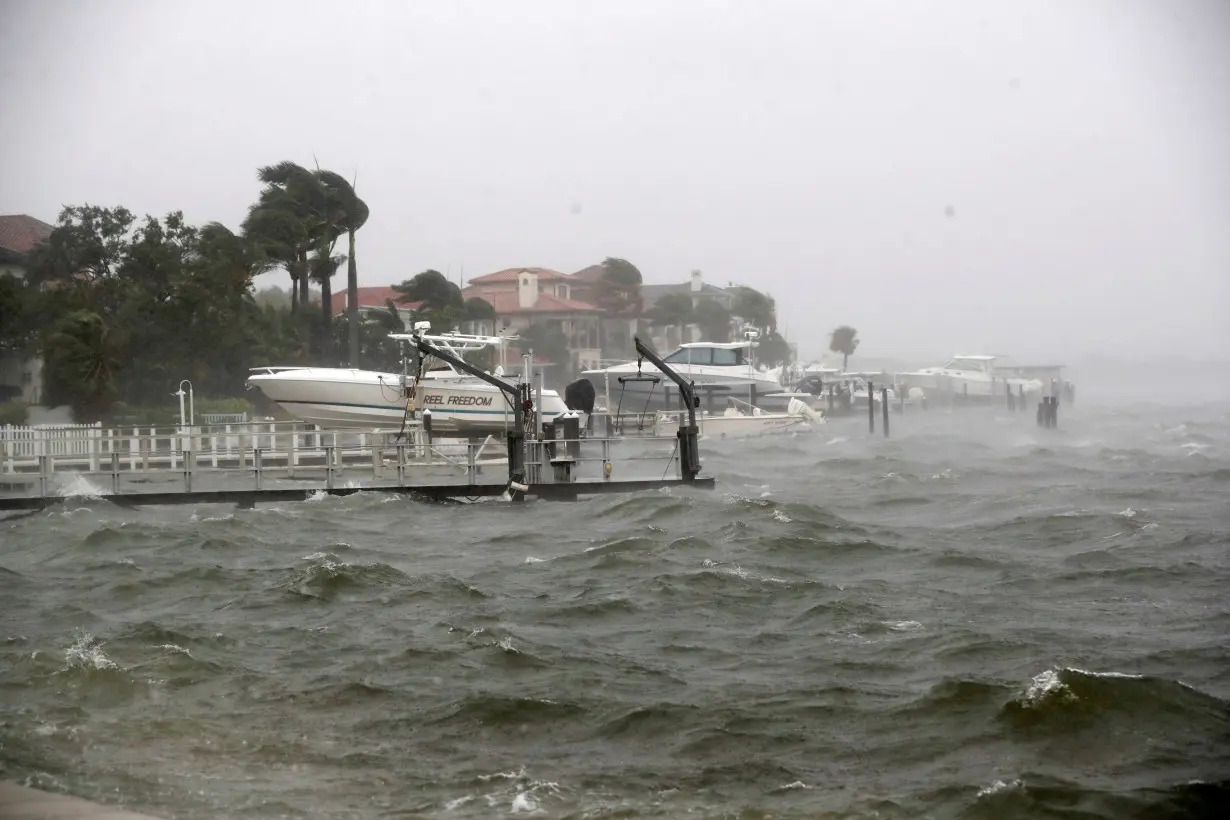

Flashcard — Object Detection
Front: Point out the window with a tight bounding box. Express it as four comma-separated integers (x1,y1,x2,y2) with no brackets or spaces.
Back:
711,347,740,366
664,347,713,365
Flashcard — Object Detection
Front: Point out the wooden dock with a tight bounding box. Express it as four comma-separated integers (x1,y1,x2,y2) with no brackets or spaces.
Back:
0,419,715,512
0,783,163,819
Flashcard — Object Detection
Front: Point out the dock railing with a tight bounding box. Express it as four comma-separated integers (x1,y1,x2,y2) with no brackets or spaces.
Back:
0,420,689,502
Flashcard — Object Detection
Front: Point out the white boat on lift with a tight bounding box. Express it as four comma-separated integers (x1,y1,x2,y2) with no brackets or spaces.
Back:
246,326,570,434
582,327,786,409
896,354,1042,399
652,395,823,440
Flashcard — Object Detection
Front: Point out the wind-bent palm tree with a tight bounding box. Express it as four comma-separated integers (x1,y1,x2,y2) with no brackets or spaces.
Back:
829,325,860,371
593,257,644,356
315,170,370,367
692,298,734,342
309,243,346,360
243,162,333,314
648,291,693,347
242,199,307,312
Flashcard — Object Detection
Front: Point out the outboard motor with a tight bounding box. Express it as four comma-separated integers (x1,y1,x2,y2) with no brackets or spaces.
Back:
563,378,597,432
797,374,825,396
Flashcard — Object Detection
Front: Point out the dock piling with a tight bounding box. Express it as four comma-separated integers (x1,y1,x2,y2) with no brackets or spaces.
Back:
38,455,49,498
868,380,875,434
1036,395,1059,428
882,387,890,437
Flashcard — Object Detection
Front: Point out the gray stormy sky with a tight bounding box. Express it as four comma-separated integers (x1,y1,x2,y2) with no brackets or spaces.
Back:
2,0,1228,363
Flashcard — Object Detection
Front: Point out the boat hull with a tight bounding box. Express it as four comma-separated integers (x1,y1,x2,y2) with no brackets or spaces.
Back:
896,371,1040,398
653,411,816,439
248,369,568,434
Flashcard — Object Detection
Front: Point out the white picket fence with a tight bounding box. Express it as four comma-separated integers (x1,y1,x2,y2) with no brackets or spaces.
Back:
0,421,412,473
2,422,105,460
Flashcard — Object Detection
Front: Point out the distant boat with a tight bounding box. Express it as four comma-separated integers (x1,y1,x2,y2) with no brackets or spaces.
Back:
896,355,1043,398
581,329,785,409
653,396,824,439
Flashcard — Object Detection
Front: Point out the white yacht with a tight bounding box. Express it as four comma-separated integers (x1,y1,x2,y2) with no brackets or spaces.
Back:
653,396,823,440
581,331,785,409
247,330,570,434
896,355,1043,398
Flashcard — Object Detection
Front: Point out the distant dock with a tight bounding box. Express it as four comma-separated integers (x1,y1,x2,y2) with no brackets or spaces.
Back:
0,782,164,819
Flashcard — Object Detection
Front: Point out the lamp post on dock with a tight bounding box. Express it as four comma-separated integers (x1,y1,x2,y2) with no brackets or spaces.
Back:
173,380,194,428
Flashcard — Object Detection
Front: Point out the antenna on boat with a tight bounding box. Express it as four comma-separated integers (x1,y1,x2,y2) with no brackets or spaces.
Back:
742,325,761,372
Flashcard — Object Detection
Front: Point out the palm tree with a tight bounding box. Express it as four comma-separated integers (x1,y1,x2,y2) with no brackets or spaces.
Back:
647,291,693,347
243,161,333,314
692,299,733,342
730,286,776,331
241,201,303,312
518,322,573,384
594,257,643,313
309,243,346,360
829,325,860,371
463,296,497,335
393,270,465,330
314,170,369,367
593,257,643,356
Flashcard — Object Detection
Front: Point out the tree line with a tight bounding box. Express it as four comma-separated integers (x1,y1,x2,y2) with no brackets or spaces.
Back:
0,160,798,421
0,159,377,421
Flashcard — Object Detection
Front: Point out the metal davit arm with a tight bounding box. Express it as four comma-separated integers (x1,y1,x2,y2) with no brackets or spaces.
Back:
632,335,702,482
407,333,529,497
408,336,519,403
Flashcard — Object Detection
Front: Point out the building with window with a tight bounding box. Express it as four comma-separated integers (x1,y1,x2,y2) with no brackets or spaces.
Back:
640,269,735,313
462,268,605,371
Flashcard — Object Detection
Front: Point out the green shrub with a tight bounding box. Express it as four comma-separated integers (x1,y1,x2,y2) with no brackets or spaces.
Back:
196,397,255,416
0,400,29,426
105,397,257,427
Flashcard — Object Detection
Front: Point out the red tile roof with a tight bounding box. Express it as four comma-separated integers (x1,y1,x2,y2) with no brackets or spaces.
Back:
329,286,423,314
465,266,572,285
0,214,54,256
463,286,602,314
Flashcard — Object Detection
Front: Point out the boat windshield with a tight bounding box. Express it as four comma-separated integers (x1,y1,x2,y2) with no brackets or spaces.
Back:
943,358,991,372
664,346,746,366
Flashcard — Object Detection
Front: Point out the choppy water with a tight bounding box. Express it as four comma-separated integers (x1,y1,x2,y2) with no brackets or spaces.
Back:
2,399,1229,819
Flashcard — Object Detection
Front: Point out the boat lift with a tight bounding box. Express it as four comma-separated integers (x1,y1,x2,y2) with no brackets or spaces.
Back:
631,335,702,481
398,325,704,497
